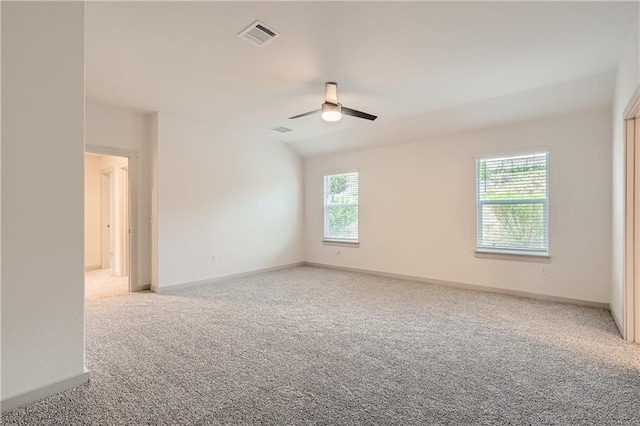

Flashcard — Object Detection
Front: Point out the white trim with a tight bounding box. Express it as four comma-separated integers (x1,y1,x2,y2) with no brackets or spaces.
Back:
323,240,360,248
86,144,137,159
84,264,101,271
474,250,551,263
156,260,604,308
623,119,640,342
632,118,639,342
624,118,636,341
474,146,552,161
621,86,640,342
153,262,305,293
322,168,359,176
304,262,609,309
1,370,89,413
622,84,640,119
150,113,159,292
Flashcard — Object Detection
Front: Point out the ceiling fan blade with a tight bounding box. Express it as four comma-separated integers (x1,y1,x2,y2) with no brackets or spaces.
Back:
289,109,321,119
342,106,377,121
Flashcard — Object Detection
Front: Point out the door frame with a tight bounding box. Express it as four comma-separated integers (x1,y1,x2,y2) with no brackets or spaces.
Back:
623,88,640,342
86,144,139,292
119,164,130,277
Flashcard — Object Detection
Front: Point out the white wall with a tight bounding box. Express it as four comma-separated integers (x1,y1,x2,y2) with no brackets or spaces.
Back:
306,109,612,304
154,113,304,288
86,101,151,287
84,156,102,268
2,2,85,399
611,18,640,328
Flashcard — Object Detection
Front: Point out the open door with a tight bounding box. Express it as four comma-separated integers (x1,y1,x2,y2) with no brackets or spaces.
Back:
85,151,135,298
85,146,141,294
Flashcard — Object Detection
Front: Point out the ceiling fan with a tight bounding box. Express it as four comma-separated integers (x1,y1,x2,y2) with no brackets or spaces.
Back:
289,82,377,122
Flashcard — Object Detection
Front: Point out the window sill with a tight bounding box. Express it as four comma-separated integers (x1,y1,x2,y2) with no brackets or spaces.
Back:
323,240,360,248
475,250,551,263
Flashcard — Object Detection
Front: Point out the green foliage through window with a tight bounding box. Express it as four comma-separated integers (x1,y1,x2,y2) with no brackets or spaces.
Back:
477,153,548,252
324,172,358,241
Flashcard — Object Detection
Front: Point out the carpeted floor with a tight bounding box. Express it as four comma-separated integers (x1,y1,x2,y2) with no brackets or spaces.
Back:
3,266,639,425
85,268,129,300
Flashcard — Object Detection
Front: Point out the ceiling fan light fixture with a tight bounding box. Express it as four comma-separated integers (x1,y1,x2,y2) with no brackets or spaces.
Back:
321,102,342,122
289,82,376,122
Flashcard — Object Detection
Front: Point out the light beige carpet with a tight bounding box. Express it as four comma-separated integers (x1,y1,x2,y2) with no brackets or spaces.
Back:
85,268,128,299
4,266,639,425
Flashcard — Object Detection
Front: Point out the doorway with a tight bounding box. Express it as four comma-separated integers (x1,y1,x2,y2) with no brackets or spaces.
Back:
85,152,131,298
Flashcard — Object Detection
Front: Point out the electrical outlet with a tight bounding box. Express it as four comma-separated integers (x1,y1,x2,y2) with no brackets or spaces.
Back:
212,254,218,264
541,265,548,275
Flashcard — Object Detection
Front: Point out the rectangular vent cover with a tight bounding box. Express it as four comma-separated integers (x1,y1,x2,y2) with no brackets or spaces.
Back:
239,20,280,47
272,126,293,133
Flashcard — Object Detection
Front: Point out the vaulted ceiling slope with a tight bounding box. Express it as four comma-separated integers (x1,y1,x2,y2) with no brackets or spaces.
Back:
86,1,638,157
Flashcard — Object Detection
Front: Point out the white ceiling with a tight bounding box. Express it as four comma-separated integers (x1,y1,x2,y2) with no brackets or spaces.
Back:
85,1,638,158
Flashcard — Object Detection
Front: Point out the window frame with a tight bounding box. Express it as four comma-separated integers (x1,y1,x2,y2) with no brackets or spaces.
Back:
475,151,550,257
323,170,359,245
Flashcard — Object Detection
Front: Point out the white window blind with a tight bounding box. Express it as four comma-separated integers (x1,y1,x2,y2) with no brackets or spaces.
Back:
324,172,359,242
477,152,548,254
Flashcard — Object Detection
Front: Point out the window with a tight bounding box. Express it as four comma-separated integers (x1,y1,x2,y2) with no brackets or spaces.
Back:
476,152,548,255
324,171,358,243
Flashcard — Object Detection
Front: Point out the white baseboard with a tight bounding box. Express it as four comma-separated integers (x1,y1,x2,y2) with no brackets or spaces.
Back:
84,265,101,271
1,369,90,413
304,262,610,310
154,261,306,293
151,260,608,309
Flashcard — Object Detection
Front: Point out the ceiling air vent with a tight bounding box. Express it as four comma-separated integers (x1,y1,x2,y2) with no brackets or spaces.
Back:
272,126,293,134
239,20,280,47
